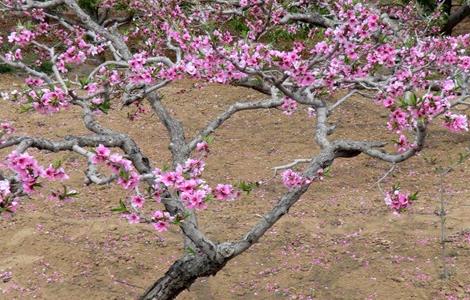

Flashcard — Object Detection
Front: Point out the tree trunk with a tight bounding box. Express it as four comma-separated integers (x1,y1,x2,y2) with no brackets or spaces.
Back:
441,4,470,35
442,0,452,16
140,254,227,300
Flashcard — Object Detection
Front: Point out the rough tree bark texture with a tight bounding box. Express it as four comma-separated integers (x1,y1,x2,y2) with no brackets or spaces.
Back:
140,254,227,300
442,3,470,35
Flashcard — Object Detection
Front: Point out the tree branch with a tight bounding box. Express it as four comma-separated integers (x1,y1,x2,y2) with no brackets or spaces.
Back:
188,97,283,151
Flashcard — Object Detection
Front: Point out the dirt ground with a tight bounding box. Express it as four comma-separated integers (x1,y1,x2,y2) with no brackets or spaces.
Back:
1,17,470,297
0,73,469,300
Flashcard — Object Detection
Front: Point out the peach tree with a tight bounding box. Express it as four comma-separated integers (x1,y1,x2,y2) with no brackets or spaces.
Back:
0,0,469,299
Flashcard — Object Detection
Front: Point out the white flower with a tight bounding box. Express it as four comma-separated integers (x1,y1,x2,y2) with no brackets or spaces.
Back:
185,62,197,75
0,180,11,195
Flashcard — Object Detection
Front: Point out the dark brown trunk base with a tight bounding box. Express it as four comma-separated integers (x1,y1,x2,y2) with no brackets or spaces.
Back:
140,254,227,300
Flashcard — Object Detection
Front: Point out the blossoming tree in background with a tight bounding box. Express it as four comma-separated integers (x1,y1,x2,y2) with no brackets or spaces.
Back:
0,0,469,299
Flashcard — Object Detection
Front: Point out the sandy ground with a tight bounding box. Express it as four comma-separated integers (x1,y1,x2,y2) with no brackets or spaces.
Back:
0,71,469,300
1,12,470,298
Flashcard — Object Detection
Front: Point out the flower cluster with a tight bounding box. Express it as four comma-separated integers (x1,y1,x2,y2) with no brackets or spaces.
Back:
43,164,69,181
5,152,69,196
281,169,304,190
214,184,240,201
443,113,468,133
90,144,240,232
0,122,14,144
27,87,70,114
384,187,417,213
7,152,44,194
152,210,175,232
8,28,34,47
154,157,238,210
0,179,17,214
281,168,324,190
280,97,298,115
91,145,140,190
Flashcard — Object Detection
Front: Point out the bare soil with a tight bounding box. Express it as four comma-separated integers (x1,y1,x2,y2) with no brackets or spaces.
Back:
0,65,470,300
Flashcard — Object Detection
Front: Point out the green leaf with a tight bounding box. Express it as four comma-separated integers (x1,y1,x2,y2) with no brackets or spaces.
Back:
237,181,259,195
37,61,53,74
323,166,332,177
185,247,196,255
119,168,130,181
405,92,417,107
52,159,62,169
98,99,111,114
32,182,42,188
78,77,90,88
204,194,214,203
409,191,419,201
111,199,129,213
203,135,214,144
19,103,33,113
458,152,470,164
455,76,464,89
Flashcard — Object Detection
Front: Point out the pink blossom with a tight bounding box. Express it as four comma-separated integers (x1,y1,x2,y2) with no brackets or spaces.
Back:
85,83,99,94
442,80,455,91
43,165,69,181
384,188,416,212
185,62,197,75
1,122,14,135
6,151,44,194
129,52,147,71
152,210,174,232
152,183,164,203
280,97,298,115
91,144,111,164
117,171,140,190
383,97,395,108
281,169,304,190
180,190,208,210
176,179,198,193
33,87,69,114
161,171,184,187
108,154,133,173
25,77,44,87
91,97,104,105
443,113,468,132
58,46,86,65
126,213,140,224
8,28,34,47
213,184,239,201
108,71,121,86
196,141,209,155
396,134,410,153
8,199,19,213
131,194,145,209
182,159,205,177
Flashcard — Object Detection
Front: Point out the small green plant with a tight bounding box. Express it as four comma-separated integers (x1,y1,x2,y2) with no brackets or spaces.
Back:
0,64,14,74
37,61,54,74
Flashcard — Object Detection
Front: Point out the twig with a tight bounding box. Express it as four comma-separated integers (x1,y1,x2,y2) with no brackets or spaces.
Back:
374,163,396,194
272,159,312,176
